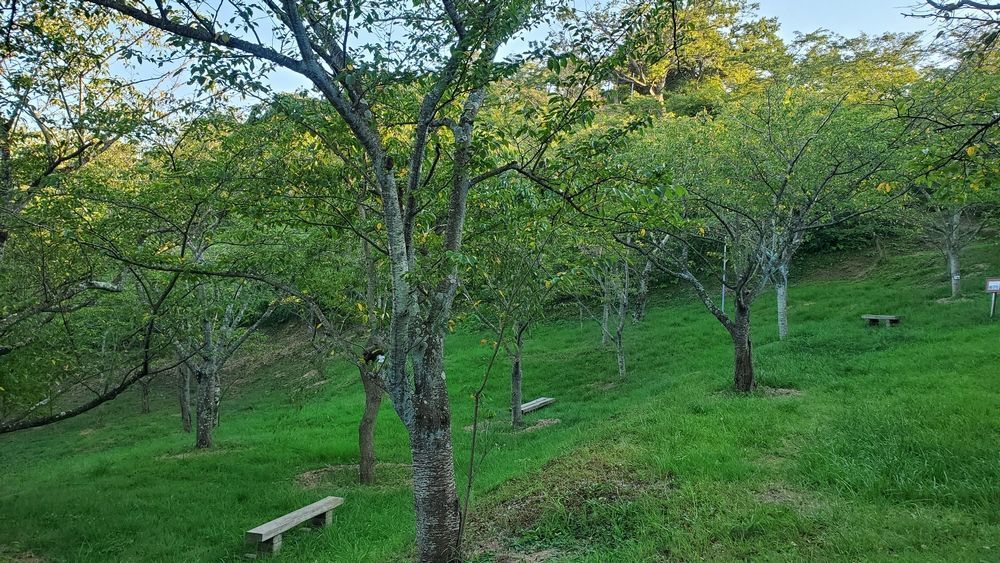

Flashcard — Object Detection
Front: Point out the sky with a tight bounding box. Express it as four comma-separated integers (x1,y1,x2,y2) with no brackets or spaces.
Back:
755,0,933,40
169,0,945,97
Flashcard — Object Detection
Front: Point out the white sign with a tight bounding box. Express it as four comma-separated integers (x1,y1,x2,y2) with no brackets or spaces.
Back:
986,278,1000,293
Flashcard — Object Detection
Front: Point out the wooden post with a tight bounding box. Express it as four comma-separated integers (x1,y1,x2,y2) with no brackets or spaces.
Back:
259,534,282,555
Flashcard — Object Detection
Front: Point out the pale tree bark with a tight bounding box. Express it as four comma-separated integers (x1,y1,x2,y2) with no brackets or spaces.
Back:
601,290,611,346
925,205,983,299
775,262,789,341
633,259,654,321
614,258,629,379
946,208,964,298
948,245,962,298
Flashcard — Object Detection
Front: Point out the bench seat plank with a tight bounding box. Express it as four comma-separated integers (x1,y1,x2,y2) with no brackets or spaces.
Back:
246,496,344,543
520,397,555,413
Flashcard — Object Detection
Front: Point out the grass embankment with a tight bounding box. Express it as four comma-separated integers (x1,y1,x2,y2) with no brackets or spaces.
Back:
2,243,999,562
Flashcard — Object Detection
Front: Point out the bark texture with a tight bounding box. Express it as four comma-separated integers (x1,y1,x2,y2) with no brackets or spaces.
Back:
195,368,219,449
633,259,653,321
410,341,460,562
948,246,961,298
358,364,382,485
731,301,755,393
179,364,192,433
775,263,789,341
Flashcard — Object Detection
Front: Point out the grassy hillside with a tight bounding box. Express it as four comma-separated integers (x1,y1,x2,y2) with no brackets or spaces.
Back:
2,243,999,562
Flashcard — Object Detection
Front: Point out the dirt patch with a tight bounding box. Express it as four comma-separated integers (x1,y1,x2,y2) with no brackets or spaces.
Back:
522,418,561,432
759,387,804,397
756,438,802,470
469,446,673,558
78,428,96,436
158,446,241,460
493,549,561,563
0,548,45,563
757,483,823,513
587,380,619,392
295,463,411,490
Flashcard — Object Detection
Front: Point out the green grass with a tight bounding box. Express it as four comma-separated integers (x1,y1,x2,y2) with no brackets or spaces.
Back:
2,243,999,562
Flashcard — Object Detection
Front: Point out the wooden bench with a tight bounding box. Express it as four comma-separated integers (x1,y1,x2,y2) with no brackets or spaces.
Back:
862,314,901,327
246,496,343,554
520,397,555,414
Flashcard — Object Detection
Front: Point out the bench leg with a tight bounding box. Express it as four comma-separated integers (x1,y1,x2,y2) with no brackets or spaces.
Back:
310,510,332,528
258,534,282,555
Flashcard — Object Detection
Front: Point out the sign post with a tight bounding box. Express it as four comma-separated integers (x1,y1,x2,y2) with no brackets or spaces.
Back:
986,278,1000,319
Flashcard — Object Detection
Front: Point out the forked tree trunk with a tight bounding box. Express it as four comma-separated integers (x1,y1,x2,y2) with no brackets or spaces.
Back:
410,339,460,562
195,368,219,449
510,324,525,427
179,365,192,433
775,263,789,341
358,364,383,485
731,301,755,393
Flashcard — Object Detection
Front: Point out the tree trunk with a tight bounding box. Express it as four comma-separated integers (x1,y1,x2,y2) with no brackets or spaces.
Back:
948,246,961,299
410,343,460,562
600,299,610,347
140,380,151,414
358,364,382,485
195,368,219,449
510,324,524,428
633,259,653,321
775,263,789,341
179,365,192,433
731,301,755,393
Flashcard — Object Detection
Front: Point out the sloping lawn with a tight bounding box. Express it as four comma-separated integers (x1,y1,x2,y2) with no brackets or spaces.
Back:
2,243,999,562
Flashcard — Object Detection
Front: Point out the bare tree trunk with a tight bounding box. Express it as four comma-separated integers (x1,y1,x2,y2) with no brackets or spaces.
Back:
139,380,151,414
948,245,961,299
633,259,653,321
601,297,610,347
775,263,789,341
731,300,755,393
358,364,382,485
195,368,218,449
510,323,525,427
411,339,460,562
179,364,192,433
211,376,221,428
615,258,629,378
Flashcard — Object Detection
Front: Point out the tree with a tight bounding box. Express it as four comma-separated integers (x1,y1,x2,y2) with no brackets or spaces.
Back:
464,178,567,426
626,84,911,391
590,0,784,112
81,2,614,558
